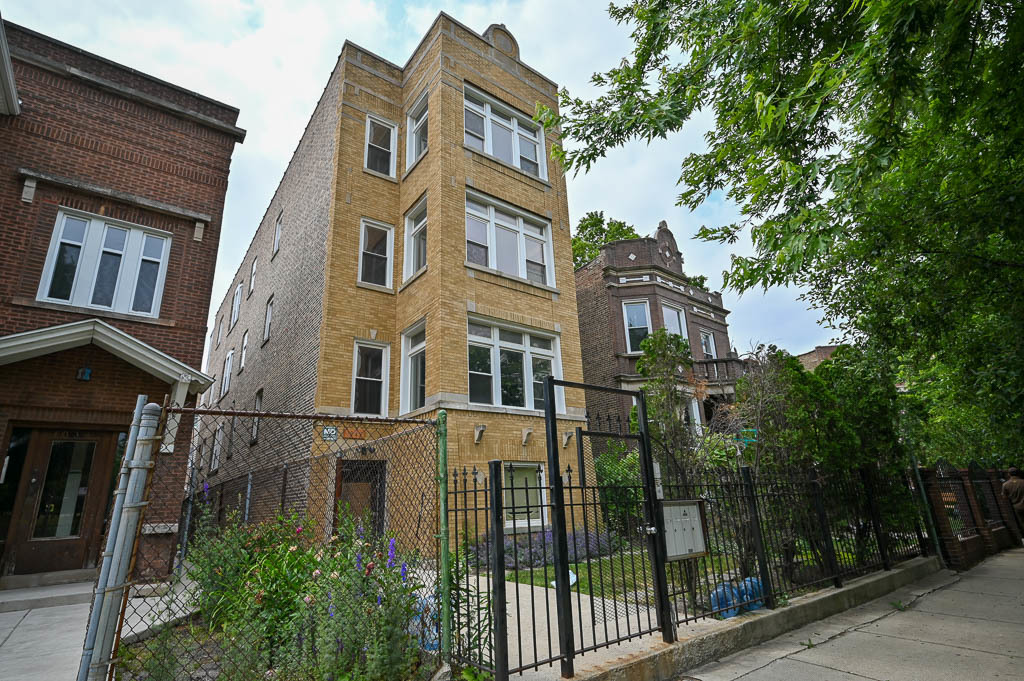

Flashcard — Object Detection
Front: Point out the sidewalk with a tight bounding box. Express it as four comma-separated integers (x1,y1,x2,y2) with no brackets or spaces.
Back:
0,601,90,681
686,548,1024,681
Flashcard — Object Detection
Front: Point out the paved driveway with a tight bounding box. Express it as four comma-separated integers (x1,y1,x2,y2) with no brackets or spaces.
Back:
687,548,1024,681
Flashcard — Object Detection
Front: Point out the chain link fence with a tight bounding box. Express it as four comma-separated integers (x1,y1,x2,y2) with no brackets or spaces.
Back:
109,405,441,681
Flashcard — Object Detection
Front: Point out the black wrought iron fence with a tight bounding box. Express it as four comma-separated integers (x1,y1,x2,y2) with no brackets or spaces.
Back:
110,406,441,681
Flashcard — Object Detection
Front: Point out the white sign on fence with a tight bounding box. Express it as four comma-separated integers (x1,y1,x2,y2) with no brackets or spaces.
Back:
663,500,708,561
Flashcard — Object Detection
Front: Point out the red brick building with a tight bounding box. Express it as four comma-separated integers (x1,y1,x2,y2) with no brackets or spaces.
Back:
0,18,244,578
574,221,744,428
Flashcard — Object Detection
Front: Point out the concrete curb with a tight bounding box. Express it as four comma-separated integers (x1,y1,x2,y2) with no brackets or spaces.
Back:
577,555,941,681
0,583,94,613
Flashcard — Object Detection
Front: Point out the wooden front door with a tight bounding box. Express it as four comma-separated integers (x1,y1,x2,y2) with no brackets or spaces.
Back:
334,460,386,536
2,429,118,575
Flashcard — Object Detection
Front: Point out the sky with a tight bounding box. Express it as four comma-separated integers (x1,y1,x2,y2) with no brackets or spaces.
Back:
3,0,835,360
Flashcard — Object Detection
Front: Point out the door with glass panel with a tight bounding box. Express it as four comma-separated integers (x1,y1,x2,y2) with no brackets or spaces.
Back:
2,430,117,574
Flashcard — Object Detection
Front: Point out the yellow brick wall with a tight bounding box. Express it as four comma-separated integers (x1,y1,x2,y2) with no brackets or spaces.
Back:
316,16,585,475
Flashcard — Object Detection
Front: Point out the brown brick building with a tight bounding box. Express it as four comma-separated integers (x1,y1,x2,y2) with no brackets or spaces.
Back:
202,15,586,530
0,18,244,577
574,221,743,429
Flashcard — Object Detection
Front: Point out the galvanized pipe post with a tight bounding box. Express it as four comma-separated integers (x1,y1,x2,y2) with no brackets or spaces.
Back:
436,410,452,660
87,402,161,681
488,460,509,681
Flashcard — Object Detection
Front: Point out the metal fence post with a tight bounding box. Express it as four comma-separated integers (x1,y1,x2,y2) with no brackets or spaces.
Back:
488,460,509,681
809,470,842,588
78,395,146,681
860,467,892,570
911,454,946,567
87,402,161,681
437,411,452,661
636,390,676,643
740,466,776,608
544,376,575,678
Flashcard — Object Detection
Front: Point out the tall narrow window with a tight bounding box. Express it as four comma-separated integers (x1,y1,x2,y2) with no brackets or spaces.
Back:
403,325,426,413
90,226,127,307
230,283,242,328
216,317,224,347
249,257,257,294
221,350,233,399
407,92,428,166
46,215,88,301
210,423,224,472
273,213,282,255
463,86,546,179
263,297,273,342
240,330,248,370
623,301,651,353
251,390,262,443
464,194,554,286
359,220,393,288
467,320,560,410
364,116,396,177
353,343,387,415
662,304,686,337
700,330,717,359
132,235,166,314
404,200,428,280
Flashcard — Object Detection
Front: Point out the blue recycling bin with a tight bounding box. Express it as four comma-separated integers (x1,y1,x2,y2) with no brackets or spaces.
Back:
710,583,740,619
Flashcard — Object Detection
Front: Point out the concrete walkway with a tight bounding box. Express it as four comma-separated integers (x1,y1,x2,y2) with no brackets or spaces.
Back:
0,602,90,681
686,548,1024,681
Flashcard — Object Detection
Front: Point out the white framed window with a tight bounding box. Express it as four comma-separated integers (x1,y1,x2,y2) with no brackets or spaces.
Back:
216,317,224,347
263,296,273,342
503,463,548,530
220,350,233,399
403,197,427,280
249,257,257,295
36,209,171,317
463,85,546,180
364,115,397,177
623,300,652,353
662,303,686,337
358,219,394,288
406,91,428,167
273,213,282,255
686,396,704,434
210,423,224,472
401,323,426,414
251,389,262,443
240,330,248,370
467,318,561,412
465,192,554,287
700,329,717,359
230,283,242,328
351,341,389,416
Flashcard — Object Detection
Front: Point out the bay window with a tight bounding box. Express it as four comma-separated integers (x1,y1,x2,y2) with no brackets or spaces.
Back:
623,301,651,353
404,199,427,280
700,330,717,358
358,219,393,288
662,303,686,337
465,193,553,287
407,92,428,166
463,85,545,180
364,115,397,177
402,325,426,413
37,210,171,317
467,319,560,411
352,342,388,416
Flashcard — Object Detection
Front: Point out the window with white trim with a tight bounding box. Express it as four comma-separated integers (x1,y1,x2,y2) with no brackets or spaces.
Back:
467,320,560,411
402,324,426,413
37,210,171,317
263,297,273,342
662,303,686,337
216,317,224,347
503,463,547,529
273,213,282,255
240,331,248,370
404,199,427,280
249,257,257,294
358,219,393,288
407,92,428,167
220,350,233,399
699,330,717,359
463,85,545,179
623,301,652,353
230,283,242,328
251,390,262,443
352,342,388,416
364,115,397,177
465,193,553,286
210,423,224,472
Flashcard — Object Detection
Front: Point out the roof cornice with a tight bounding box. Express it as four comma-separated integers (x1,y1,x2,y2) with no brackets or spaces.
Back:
0,15,21,115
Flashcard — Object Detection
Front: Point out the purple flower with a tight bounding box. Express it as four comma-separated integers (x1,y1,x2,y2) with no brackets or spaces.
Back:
401,563,408,583
356,553,362,571
387,538,396,568
328,603,335,618
377,594,382,606
202,481,210,500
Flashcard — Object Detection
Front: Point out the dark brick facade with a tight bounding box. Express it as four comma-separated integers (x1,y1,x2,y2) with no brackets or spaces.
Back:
0,21,242,575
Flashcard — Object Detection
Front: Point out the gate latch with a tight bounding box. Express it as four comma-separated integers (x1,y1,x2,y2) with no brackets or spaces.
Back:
645,525,658,535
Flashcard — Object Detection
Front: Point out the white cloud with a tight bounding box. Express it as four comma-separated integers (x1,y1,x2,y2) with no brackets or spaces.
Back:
3,0,835,364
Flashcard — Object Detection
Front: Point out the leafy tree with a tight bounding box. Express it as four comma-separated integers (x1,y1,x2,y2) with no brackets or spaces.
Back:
540,1,1024,461
572,210,639,269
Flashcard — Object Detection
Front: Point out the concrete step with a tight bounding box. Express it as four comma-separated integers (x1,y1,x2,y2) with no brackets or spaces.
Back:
0,581,94,613
0,569,97,590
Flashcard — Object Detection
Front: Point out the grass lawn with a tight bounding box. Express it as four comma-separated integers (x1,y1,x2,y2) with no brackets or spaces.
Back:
505,552,656,600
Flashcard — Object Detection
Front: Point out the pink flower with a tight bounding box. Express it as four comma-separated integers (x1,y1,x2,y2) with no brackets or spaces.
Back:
312,569,322,579
295,525,303,535
303,594,314,605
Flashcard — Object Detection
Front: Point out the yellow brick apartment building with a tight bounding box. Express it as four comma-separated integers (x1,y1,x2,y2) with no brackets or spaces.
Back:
202,15,586,523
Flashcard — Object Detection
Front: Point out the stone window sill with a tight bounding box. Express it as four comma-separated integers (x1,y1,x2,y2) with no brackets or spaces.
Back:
11,296,176,327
